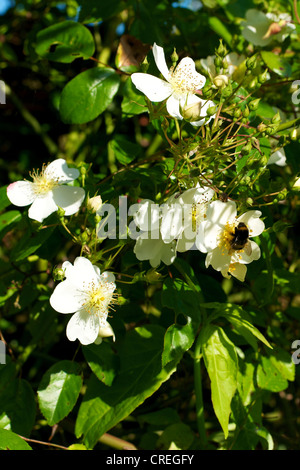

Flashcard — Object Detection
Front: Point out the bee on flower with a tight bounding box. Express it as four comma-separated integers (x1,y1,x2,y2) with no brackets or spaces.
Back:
198,200,265,282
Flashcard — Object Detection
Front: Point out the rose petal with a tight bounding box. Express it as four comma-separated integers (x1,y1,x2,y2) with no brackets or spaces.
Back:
49,280,84,314
7,181,36,207
152,43,170,81
28,192,58,222
166,94,182,120
45,159,80,183
131,73,172,102
52,185,85,216
66,310,100,345
206,200,237,226
207,246,231,271
160,202,183,243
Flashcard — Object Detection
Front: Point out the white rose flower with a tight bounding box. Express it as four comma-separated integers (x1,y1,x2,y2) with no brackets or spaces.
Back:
50,257,117,345
131,43,215,126
7,159,85,223
241,9,296,47
199,200,265,279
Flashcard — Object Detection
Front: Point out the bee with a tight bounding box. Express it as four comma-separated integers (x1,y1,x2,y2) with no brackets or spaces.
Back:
230,222,252,255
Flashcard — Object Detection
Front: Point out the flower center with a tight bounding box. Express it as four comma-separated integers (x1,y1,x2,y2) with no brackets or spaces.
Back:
81,279,117,323
168,58,205,95
30,165,59,196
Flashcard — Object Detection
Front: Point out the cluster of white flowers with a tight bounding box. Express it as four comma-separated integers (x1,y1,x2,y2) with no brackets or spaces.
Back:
133,186,265,283
7,160,116,346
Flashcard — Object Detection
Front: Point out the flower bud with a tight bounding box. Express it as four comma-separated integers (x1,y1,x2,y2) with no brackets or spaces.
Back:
260,153,269,166
293,177,300,189
248,98,260,111
221,83,232,97
241,140,252,155
140,56,149,73
57,207,66,218
171,48,179,66
290,128,300,141
180,101,202,122
144,268,164,283
248,77,258,90
94,321,115,344
87,195,103,213
258,69,269,84
206,105,218,116
271,111,281,124
246,55,257,70
233,107,242,120
215,40,228,58
213,74,229,89
52,266,66,281
257,122,267,133
214,55,223,69
243,105,250,117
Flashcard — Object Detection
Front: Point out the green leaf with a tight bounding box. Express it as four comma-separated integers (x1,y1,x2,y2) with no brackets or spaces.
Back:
10,225,56,262
75,325,177,449
35,21,95,63
78,0,127,23
59,67,120,124
207,16,232,46
162,317,198,367
256,354,289,392
83,342,119,386
161,278,201,321
261,51,292,78
0,428,32,450
68,443,88,450
200,324,238,438
121,78,146,117
108,135,142,165
0,376,36,437
157,422,195,450
138,408,181,427
230,393,267,450
37,360,83,426
0,210,22,238
205,303,272,350
0,186,11,212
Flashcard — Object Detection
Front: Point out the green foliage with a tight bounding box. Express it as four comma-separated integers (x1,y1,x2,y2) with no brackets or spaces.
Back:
0,0,299,452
